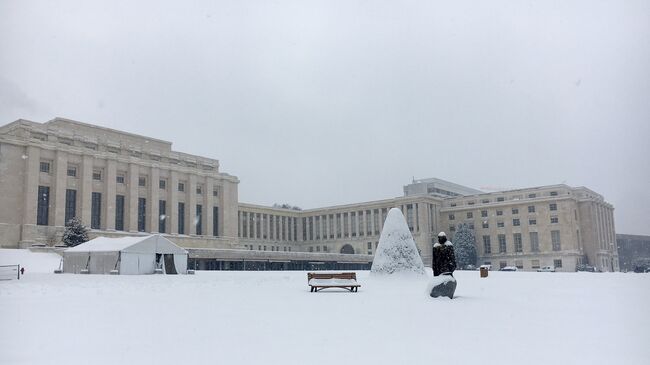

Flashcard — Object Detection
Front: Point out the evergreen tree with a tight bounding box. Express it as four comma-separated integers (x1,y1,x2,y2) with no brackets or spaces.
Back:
453,222,478,269
62,217,90,247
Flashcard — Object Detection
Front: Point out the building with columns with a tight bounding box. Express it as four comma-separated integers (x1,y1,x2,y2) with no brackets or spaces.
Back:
0,118,619,272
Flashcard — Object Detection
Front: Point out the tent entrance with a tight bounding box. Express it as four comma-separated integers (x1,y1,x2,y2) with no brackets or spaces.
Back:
164,254,177,274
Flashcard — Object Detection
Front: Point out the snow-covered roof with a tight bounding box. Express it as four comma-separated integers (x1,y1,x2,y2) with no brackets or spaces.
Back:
64,235,187,255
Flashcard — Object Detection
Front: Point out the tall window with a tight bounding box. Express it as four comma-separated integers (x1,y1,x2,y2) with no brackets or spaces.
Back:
549,203,557,211
65,189,76,224
67,165,77,177
529,232,539,252
159,179,166,190
336,214,342,238
528,206,535,213
406,204,414,231
37,186,50,225
365,210,372,235
115,195,125,231
282,216,287,241
467,212,473,219
483,235,491,254
551,230,561,251
513,218,520,226
91,192,101,229
358,211,364,236
343,213,349,237
159,200,166,233
514,233,522,252
178,202,185,234
39,161,50,173
262,214,267,239
138,198,146,232
213,207,219,236
373,209,379,235
307,216,313,241
498,234,507,253
196,205,202,235
315,216,320,240
351,212,357,237
270,215,275,240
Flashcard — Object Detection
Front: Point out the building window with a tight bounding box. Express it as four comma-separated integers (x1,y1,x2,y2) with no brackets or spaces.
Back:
67,165,77,177
373,209,380,235
497,197,505,202
468,223,475,230
159,179,166,189
482,199,490,204
115,195,125,231
482,221,489,229
497,221,504,228
213,189,218,197
37,186,50,225
483,235,491,254
528,206,535,213
449,214,455,220
159,200,166,233
515,260,523,269
554,259,562,268
309,246,313,252
449,225,456,232
496,210,503,216
551,230,561,251
528,194,536,198
92,170,102,181
481,210,488,218
196,205,202,235
530,232,539,252
91,192,101,229
549,203,557,211
550,216,559,224
513,218,520,226
367,242,372,250
500,261,507,269
213,207,219,236
39,161,50,174
529,219,537,225
467,212,473,219
116,174,125,184
178,182,185,192
514,233,522,253
450,203,457,207
531,259,540,269
498,234,507,253
138,177,146,187
343,213,349,237
178,202,185,234
512,208,519,215
138,198,146,232
550,191,558,196
196,185,202,195
65,189,77,224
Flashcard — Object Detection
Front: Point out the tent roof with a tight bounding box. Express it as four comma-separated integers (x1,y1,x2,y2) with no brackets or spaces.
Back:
64,235,188,254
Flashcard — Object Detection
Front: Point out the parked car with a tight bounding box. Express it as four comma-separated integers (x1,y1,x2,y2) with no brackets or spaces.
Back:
576,264,596,272
499,266,517,271
537,266,555,272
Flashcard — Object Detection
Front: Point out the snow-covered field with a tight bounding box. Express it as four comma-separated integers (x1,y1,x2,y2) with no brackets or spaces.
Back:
1,250,649,365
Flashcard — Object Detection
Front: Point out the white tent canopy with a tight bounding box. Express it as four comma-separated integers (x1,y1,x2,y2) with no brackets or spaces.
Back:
63,235,188,275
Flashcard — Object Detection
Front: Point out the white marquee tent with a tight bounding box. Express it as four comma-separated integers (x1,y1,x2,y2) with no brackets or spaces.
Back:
63,235,188,274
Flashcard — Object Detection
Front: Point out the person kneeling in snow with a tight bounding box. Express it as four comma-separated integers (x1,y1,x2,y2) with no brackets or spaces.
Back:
432,232,456,277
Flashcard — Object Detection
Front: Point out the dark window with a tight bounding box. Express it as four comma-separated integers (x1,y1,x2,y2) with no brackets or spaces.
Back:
481,210,488,218
512,208,519,215
178,202,185,234
550,203,557,211
67,166,77,177
482,221,489,229
554,259,563,268
196,186,202,195
213,189,218,197
551,216,559,224
92,170,102,181
449,214,455,220
115,195,125,231
496,210,503,216
159,179,166,189
513,219,520,226
483,235,491,254
213,207,219,236
528,206,535,213
551,230,561,251
196,205,202,235
497,197,505,202
529,219,537,225
159,200,166,233
37,186,50,225
530,232,539,252
91,192,101,229
116,175,125,184
497,221,504,228
39,161,50,173
550,191,558,196
138,198,146,232
178,182,185,192
467,212,473,219
498,234,507,253
65,189,76,223
138,177,146,187
514,233,522,252
528,193,536,198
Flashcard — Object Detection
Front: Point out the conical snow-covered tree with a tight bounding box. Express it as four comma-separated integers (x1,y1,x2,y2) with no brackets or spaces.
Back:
371,208,425,275
453,222,477,269
62,217,89,247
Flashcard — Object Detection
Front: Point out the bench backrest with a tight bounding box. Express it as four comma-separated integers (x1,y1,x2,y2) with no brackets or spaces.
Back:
308,272,357,281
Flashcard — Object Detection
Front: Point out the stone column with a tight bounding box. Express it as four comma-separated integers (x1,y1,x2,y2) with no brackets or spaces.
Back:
105,160,117,230
148,167,160,233
53,150,68,226
205,177,214,237
80,155,93,226
22,146,40,225
127,163,139,232
188,174,197,235
169,171,179,234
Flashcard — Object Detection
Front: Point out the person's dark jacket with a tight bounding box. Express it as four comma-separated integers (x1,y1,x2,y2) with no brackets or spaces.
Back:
432,241,457,276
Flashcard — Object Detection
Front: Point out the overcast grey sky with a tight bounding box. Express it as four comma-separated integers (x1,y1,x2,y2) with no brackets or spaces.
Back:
1,0,649,234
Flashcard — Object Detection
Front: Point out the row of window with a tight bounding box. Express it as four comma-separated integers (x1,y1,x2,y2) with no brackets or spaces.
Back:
480,231,562,254
448,203,559,220
485,259,563,270
40,161,219,196
450,191,561,207
450,216,560,232
37,186,220,236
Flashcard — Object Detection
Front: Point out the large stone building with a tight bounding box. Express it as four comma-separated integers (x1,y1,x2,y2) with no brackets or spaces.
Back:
0,118,619,271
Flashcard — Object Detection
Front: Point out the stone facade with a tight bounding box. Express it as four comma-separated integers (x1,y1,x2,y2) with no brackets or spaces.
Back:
0,118,619,272
0,118,239,249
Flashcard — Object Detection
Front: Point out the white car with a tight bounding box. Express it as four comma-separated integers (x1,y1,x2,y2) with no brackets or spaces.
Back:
537,266,555,272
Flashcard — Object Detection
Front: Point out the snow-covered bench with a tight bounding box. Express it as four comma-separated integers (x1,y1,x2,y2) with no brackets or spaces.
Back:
308,272,360,292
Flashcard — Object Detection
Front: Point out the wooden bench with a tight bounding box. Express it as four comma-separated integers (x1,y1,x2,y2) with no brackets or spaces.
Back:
307,272,360,292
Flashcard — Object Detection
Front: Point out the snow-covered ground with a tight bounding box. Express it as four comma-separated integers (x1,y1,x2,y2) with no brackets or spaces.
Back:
0,251,648,365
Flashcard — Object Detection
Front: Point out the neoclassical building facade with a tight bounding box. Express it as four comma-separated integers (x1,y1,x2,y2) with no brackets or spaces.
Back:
0,118,619,271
